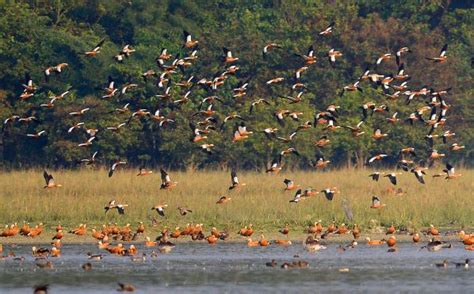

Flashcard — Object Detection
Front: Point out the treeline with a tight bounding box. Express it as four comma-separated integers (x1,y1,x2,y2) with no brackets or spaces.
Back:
0,0,472,170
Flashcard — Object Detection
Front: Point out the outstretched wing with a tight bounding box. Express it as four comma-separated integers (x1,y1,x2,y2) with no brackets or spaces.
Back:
43,170,53,185
231,168,238,185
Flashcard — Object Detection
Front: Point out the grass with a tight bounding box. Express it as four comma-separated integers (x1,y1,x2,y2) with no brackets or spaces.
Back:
0,168,472,242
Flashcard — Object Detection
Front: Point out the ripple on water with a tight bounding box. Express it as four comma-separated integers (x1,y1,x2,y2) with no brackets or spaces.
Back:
0,243,472,293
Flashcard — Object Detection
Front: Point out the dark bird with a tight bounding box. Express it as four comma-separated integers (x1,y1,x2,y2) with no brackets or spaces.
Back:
369,172,381,182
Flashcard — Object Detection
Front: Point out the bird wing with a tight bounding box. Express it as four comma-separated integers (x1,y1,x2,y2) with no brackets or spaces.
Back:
43,170,53,185
231,169,238,185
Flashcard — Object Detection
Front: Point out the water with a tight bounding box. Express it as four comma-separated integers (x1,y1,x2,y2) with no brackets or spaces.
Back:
0,242,472,293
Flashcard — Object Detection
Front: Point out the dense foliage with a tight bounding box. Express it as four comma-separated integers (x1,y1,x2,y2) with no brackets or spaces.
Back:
0,0,472,170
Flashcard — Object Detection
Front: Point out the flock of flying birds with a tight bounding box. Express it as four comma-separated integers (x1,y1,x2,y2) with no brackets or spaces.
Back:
0,22,471,294
2,22,466,214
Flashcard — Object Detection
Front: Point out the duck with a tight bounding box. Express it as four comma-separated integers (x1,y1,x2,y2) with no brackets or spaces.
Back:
84,39,105,57
82,262,92,271
67,122,85,133
265,259,278,267
450,143,465,151
328,48,342,64
343,120,365,137
108,160,127,177
314,135,330,148
211,227,229,240
35,260,54,269
279,224,290,236
52,230,63,240
368,154,388,164
274,240,292,246
44,63,68,81
106,243,125,255
43,170,61,189
320,188,339,201
283,179,299,191
228,168,246,190
206,234,218,245
370,196,385,209
117,282,135,292
69,224,87,236
216,196,231,204
265,157,282,174
289,189,303,203
160,168,177,189
428,224,440,236
247,238,259,247
372,128,388,140
176,207,191,216
137,167,153,176
376,53,393,65
365,237,386,245
183,30,199,48
303,187,318,197
51,246,61,257
307,221,323,235
145,236,157,247
443,163,462,180
97,241,109,250
32,246,50,257
33,284,49,294
259,235,269,247
304,236,326,252
87,252,104,260
435,259,449,268
104,200,128,215
151,204,168,217
423,239,452,252
68,107,90,116
341,80,362,95
411,166,426,184
459,231,474,245
386,236,396,247
232,122,253,142
27,130,47,139
250,99,271,114
298,45,316,65
352,224,361,239
335,223,348,235
262,43,282,56
426,44,448,63
319,21,335,36
453,259,469,269
114,44,135,61
412,233,421,243
222,47,239,63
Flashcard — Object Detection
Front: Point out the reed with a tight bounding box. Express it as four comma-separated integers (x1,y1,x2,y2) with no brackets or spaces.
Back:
0,168,472,237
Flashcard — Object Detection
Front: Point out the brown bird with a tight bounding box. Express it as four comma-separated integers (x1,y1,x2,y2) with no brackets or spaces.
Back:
160,168,177,189
43,170,62,189
117,282,135,292
84,39,105,57
279,224,290,236
426,44,448,63
178,207,192,216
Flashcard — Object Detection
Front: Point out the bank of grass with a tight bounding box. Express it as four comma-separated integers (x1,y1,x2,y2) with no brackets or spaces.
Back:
0,168,472,241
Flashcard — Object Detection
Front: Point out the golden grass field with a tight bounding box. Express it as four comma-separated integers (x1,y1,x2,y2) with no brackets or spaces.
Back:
0,168,472,242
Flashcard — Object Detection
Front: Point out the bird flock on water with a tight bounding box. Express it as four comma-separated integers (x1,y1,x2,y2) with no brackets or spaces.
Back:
0,21,472,293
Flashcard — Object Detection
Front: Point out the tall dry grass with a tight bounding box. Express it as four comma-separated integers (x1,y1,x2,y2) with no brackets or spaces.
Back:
0,168,472,234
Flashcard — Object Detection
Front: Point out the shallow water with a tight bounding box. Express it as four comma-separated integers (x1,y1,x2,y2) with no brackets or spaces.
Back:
0,242,472,293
